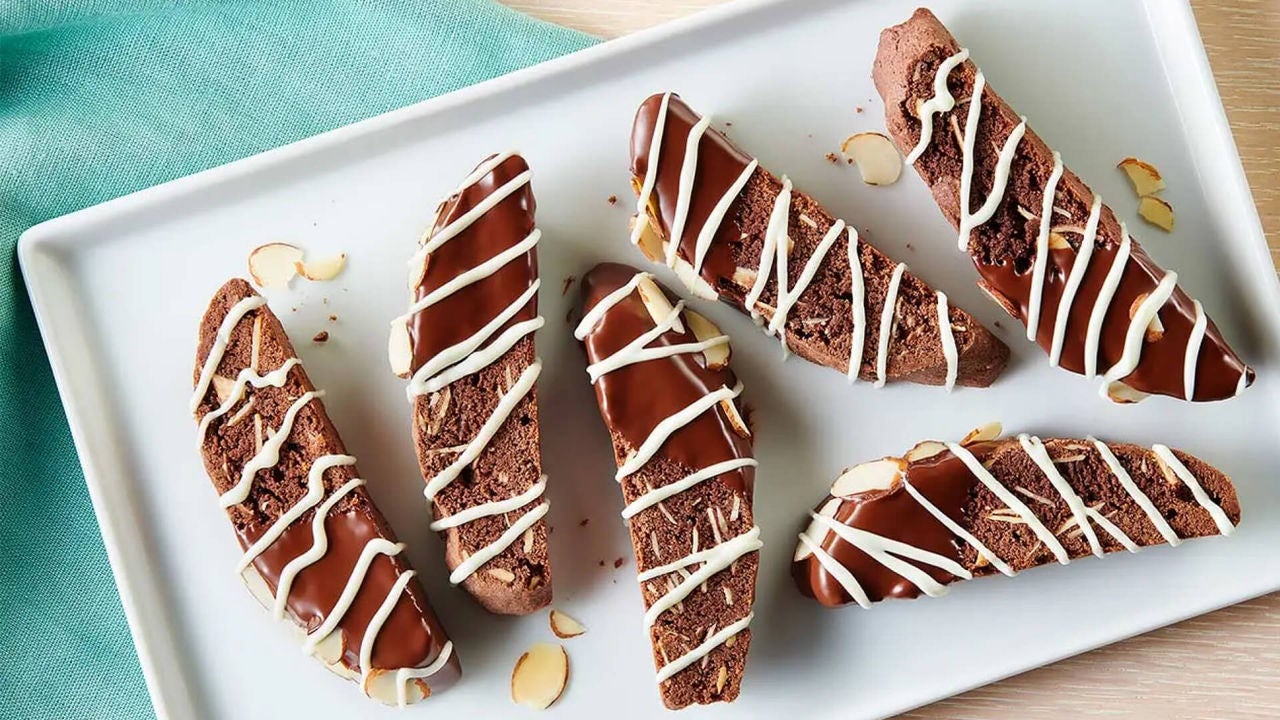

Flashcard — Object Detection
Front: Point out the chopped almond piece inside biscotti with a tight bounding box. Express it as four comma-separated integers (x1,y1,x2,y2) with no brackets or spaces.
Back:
794,424,1240,607
577,263,760,709
192,278,458,705
872,8,1252,402
390,151,551,616
628,92,1009,391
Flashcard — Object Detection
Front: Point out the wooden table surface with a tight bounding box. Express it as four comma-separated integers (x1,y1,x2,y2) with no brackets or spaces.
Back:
500,1,1280,717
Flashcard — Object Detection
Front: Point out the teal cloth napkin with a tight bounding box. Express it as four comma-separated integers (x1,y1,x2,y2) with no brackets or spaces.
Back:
0,3,593,716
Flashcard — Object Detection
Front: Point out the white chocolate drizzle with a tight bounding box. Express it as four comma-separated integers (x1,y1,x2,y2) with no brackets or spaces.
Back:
578,271,759,685
1026,152,1063,341
917,52,1250,399
195,298,448,702
802,433,1236,604
632,92,672,246
958,71,1027,252
665,114,714,267
874,263,907,388
767,218,846,349
398,152,550,586
936,291,958,392
846,228,866,382
693,158,758,273
1184,300,1208,401
1100,271,1178,395
744,176,792,323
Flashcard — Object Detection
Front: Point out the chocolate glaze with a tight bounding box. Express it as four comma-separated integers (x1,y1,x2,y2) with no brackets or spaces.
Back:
409,153,538,371
579,262,754,498
194,280,458,692
629,93,754,298
793,450,979,607
872,8,1252,401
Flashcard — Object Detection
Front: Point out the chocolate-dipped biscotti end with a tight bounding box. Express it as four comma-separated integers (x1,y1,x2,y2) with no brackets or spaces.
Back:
873,9,1253,403
577,263,760,709
389,151,551,616
793,422,1240,608
192,278,459,705
627,92,1009,390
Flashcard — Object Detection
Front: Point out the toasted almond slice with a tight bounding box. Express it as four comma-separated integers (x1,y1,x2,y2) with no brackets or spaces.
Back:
977,280,1018,318
388,317,413,378
841,132,903,186
1138,196,1175,232
635,275,685,334
719,397,751,438
961,422,1003,446
731,266,757,291
905,440,948,462
830,458,904,498
793,497,842,561
296,253,347,282
511,643,569,711
247,243,303,289
212,375,237,404
1104,380,1150,404
486,567,516,583
673,256,719,301
1118,157,1166,197
549,610,586,639
1048,231,1071,251
684,310,731,370
631,214,665,263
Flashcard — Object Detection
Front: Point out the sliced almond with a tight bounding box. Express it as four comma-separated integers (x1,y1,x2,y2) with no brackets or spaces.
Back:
719,397,751,438
1104,380,1150,404
1118,157,1166,197
841,132,903,186
673,256,719,301
905,440,948,462
793,497,841,561
684,310,731,370
247,242,303,289
1127,293,1166,343
296,253,347,282
831,458,904,498
549,610,586,639
731,266,758,291
486,567,516,583
961,421,1003,446
408,250,428,291
1048,231,1071,251
388,317,413,378
212,375,237,404
631,214,665,263
714,665,729,695
511,643,569,711
1138,196,1175,232
977,280,1018,318
635,275,684,334
1153,451,1179,486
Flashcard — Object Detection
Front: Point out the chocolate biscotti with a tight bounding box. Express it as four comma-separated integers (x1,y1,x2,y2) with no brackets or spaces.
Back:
873,8,1253,402
793,423,1240,608
576,263,761,709
628,93,1009,390
387,151,552,616
193,279,458,705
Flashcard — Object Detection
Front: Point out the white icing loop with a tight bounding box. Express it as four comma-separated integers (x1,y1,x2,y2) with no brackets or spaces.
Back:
574,271,652,340
796,532,872,608
767,219,845,340
301,539,404,655
654,613,753,684
237,454,357,571
947,442,1069,564
190,295,266,414
1019,434,1102,557
1100,270,1177,393
958,71,1026,252
1090,438,1181,547
1049,195,1101,367
196,358,301,445
396,641,454,708
220,390,323,508
361,569,416,692
397,229,540,323
694,159,758,274
906,49,970,165
430,476,547,531
901,478,1014,577
271,477,365,620
744,175,792,321
632,93,672,246
810,511,968,597
666,114,713,267
1184,300,1207,401
642,529,762,627
447,500,550,585
621,458,757,520
411,166,532,264
615,383,741,481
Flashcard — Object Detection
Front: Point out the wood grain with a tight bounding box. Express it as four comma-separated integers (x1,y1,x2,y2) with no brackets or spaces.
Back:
500,1,1280,717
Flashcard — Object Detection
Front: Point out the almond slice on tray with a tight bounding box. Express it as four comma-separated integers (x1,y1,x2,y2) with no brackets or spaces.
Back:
511,643,569,710
297,253,347,281
549,609,586,639
247,242,303,288
1118,157,1166,197
841,132,903,186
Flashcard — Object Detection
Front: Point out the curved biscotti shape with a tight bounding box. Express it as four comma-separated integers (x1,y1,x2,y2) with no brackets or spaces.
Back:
627,92,1009,390
873,8,1253,403
792,424,1240,608
192,279,458,705
577,263,760,709
388,151,551,616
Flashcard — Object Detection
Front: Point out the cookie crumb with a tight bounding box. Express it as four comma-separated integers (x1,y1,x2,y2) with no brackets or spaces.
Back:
562,275,576,296
607,194,617,206
312,331,329,343
328,314,338,322
613,557,625,569
906,243,914,252
855,106,865,114
825,152,840,164
579,518,589,527
598,560,605,568
725,121,733,127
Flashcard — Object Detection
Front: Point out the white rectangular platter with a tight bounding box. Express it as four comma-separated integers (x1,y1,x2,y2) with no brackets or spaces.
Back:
19,0,1280,718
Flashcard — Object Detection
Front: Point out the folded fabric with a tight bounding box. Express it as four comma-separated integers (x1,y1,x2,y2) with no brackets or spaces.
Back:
0,2,593,717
